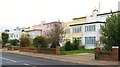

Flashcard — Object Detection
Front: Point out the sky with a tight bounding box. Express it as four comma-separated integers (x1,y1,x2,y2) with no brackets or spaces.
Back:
0,0,120,32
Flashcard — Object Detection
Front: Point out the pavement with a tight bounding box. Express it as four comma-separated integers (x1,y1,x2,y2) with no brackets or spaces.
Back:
1,48,119,66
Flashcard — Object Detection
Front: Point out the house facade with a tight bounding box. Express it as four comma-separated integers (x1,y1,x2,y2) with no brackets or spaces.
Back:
8,27,29,40
63,9,120,49
24,28,42,38
62,17,86,44
32,21,61,38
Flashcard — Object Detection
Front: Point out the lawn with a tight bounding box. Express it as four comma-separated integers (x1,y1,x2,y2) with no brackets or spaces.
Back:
60,49,95,55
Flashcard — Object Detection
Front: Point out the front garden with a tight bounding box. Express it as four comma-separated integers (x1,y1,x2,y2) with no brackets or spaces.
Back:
60,39,95,55
60,49,94,55
6,33,94,55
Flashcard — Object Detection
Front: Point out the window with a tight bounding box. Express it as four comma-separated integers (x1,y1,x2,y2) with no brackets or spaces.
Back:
85,25,95,32
85,37,96,44
65,28,70,34
16,35,18,38
73,27,81,33
10,34,14,38
38,31,42,35
73,37,82,43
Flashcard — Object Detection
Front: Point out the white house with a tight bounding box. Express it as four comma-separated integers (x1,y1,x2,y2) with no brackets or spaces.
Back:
8,27,30,40
24,28,42,38
69,9,120,49
83,10,120,49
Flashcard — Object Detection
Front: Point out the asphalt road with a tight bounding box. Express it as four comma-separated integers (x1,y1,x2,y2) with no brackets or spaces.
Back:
0,51,118,67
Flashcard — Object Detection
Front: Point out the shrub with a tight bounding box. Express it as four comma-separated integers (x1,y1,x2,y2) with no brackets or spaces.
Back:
20,34,31,47
33,36,48,48
9,39,19,46
72,39,80,50
65,41,72,51
65,39,80,51
80,45,85,49
50,41,60,48
1,32,9,47
60,46,65,51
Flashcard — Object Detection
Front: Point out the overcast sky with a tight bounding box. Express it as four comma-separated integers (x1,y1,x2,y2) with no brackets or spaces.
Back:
0,0,120,32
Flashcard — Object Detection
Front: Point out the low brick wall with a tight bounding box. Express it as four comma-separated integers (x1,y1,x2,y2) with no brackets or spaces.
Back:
20,47,38,53
38,48,56,54
0,46,2,49
7,46,19,51
19,46,60,55
95,46,119,61
0,43,2,49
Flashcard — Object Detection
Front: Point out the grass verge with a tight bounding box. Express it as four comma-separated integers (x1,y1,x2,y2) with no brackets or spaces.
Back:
60,49,94,55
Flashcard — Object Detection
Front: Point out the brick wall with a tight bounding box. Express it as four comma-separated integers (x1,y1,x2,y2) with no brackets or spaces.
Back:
20,46,60,55
7,46,19,51
95,46,119,61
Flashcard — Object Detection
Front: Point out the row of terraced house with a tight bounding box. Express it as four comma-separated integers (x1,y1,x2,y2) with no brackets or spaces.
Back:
3,7,120,49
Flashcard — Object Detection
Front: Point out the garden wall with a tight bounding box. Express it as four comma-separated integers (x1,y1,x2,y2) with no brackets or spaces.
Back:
95,46,119,61
19,46,60,55
7,46,19,51
19,47,38,53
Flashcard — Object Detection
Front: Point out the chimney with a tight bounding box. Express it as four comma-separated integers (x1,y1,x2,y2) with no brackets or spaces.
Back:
92,8,98,18
41,20,46,25
118,1,120,11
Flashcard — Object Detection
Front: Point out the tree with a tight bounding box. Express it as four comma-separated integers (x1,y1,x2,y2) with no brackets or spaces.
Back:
9,39,19,46
19,34,31,47
100,13,120,50
33,36,48,48
48,22,64,48
1,32,9,47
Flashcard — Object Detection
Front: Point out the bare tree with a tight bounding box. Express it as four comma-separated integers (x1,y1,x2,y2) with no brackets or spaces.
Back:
47,21,64,48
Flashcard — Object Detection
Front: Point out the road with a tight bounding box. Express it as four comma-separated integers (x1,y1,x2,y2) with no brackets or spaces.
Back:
0,51,118,67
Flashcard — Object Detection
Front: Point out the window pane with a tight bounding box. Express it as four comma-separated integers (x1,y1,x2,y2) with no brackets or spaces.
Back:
85,25,95,32
85,37,96,44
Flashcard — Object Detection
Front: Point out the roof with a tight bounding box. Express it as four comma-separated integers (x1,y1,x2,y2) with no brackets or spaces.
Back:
73,17,86,20
70,21,105,26
73,11,120,20
25,29,42,32
97,11,120,16
43,22,61,25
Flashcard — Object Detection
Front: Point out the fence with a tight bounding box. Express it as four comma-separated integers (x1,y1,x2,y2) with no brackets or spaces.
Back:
95,46,119,61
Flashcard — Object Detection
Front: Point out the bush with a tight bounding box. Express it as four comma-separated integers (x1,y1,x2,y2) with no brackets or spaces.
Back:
20,34,31,47
65,41,72,51
65,39,80,51
33,36,48,48
1,32,9,47
72,39,80,50
9,39,19,46
50,41,60,48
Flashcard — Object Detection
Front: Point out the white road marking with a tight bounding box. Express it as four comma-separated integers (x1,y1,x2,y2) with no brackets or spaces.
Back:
0,57,17,62
24,63,29,65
